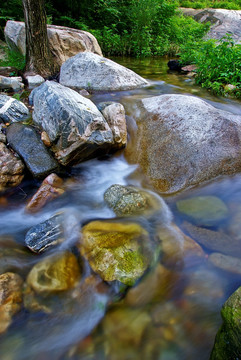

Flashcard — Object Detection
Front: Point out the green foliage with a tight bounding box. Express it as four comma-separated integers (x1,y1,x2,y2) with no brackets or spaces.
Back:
178,0,241,10
0,46,25,72
179,35,241,97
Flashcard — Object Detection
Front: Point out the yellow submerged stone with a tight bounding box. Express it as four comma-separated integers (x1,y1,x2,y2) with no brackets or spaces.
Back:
80,221,152,286
27,251,81,294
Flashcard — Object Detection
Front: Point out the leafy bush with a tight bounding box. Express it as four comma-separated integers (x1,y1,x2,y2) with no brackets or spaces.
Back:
179,35,241,97
178,0,241,10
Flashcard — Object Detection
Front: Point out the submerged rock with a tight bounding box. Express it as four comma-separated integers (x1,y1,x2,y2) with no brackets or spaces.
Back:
176,196,228,226
7,123,59,178
30,81,119,166
4,21,102,66
210,286,241,360
208,252,241,275
26,251,81,294
0,272,23,334
80,220,154,286
0,94,29,124
0,142,24,192
25,173,65,213
127,94,241,194
25,213,65,253
59,52,148,91
104,184,162,216
182,221,241,258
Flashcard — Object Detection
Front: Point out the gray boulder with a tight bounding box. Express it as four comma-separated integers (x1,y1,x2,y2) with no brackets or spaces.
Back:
59,52,149,91
7,123,59,178
0,75,24,91
0,94,29,124
30,81,122,166
4,21,102,66
126,94,241,194
181,8,241,44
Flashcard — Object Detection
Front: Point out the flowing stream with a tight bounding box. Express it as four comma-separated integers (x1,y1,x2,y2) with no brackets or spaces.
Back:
0,57,241,360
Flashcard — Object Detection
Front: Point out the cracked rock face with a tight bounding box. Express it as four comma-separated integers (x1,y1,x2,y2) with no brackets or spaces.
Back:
126,94,241,194
31,81,123,166
59,52,149,91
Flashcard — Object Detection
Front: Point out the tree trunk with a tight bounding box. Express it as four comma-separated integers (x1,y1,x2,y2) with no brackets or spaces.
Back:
22,0,58,78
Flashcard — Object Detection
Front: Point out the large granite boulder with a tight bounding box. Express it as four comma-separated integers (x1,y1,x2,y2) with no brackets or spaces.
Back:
126,94,241,194
7,123,59,178
4,21,102,66
0,142,24,192
30,81,125,166
181,8,241,44
210,286,241,359
59,52,149,91
0,94,29,124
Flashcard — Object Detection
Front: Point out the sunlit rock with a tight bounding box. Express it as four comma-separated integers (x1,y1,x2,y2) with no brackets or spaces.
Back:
0,142,24,192
0,272,23,334
98,102,127,150
26,251,81,294
80,220,154,286
0,75,24,91
4,21,102,66
0,94,29,124
30,81,121,166
208,252,241,275
210,286,241,360
60,52,148,91
181,8,241,44
182,221,241,258
176,196,228,226
25,173,65,213
127,94,241,194
104,184,163,216
26,75,45,90
158,224,205,269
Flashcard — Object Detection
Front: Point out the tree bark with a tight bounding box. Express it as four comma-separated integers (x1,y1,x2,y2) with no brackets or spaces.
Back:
22,0,58,78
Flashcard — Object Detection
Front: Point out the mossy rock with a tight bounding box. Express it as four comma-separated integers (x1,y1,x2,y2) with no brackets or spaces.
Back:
210,286,241,360
104,184,162,216
176,196,228,226
80,220,154,286
26,251,81,294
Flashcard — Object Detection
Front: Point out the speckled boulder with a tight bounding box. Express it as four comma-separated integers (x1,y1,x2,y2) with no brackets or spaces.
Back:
80,220,154,286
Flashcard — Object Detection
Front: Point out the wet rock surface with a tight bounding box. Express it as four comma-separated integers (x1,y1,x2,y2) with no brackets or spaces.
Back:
25,173,65,213
7,122,59,177
26,251,81,294
128,94,241,194
104,184,163,216
25,213,65,253
4,21,102,66
0,94,29,124
210,286,241,360
208,252,241,275
176,196,228,226
182,221,241,258
59,52,149,91
80,220,154,286
0,142,25,192
0,272,23,334
30,81,116,166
